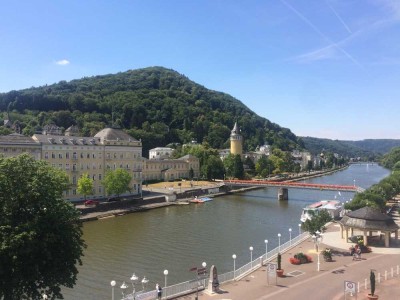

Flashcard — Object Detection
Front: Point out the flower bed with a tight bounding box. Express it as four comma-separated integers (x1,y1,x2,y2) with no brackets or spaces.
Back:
289,252,312,264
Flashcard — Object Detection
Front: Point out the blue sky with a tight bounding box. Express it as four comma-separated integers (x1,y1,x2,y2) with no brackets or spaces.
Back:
1,0,399,140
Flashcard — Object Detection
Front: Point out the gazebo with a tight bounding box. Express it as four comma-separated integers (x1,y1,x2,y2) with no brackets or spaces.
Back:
338,206,399,248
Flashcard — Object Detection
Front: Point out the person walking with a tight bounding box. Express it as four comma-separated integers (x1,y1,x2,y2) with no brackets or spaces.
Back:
156,283,162,300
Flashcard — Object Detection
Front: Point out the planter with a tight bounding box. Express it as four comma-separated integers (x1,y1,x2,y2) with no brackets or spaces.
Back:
276,269,284,277
367,294,379,300
323,256,332,262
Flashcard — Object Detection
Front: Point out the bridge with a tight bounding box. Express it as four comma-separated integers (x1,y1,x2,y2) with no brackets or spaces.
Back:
224,179,365,193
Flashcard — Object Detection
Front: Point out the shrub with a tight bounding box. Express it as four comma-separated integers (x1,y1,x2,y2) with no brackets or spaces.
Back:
289,257,301,265
277,253,282,270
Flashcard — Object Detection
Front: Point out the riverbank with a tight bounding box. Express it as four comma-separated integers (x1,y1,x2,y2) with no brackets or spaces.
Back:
78,166,349,222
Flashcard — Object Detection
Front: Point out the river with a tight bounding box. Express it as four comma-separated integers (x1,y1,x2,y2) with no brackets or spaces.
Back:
63,163,390,299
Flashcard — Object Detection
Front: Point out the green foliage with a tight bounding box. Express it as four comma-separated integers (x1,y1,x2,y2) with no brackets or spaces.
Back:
224,154,244,179
381,147,400,169
77,173,94,200
0,67,302,156
201,155,225,180
0,154,85,299
302,210,332,235
103,168,132,197
277,253,282,270
255,155,274,177
301,136,382,160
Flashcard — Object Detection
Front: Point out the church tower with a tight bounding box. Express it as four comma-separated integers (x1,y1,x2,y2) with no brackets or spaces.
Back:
230,122,243,156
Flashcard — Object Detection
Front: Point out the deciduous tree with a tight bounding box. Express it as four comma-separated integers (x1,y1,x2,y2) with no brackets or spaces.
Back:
0,154,85,299
103,168,132,198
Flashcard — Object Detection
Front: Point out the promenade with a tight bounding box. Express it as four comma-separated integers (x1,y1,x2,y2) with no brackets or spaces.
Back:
178,222,400,300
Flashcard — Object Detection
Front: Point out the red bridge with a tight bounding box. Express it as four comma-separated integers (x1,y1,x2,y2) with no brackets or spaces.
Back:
223,179,365,193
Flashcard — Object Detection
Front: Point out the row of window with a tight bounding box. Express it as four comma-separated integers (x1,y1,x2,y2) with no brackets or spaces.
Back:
44,151,141,160
51,163,142,172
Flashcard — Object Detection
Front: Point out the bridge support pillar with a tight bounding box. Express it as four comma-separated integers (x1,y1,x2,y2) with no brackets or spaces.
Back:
278,188,288,201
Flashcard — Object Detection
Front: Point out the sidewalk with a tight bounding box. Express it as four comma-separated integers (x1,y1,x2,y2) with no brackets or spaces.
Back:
179,223,400,300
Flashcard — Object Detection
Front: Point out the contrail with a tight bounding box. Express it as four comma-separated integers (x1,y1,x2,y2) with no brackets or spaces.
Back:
279,0,362,67
325,0,352,33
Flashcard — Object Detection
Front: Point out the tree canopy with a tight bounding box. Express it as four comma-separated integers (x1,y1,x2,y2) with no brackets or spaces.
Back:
0,154,85,299
103,168,132,197
77,173,94,200
0,67,303,156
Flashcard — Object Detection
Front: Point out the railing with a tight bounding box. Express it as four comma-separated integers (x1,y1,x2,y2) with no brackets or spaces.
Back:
355,265,399,294
122,232,310,300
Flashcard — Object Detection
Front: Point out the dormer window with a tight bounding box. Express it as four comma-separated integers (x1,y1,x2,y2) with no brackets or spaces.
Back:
48,138,55,144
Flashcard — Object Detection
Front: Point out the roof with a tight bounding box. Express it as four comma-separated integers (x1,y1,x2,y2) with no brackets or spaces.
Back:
33,134,100,146
340,207,399,232
0,133,40,145
231,122,240,135
94,127,137,142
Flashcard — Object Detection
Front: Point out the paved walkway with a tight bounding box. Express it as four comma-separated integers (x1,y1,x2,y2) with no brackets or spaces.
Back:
177,223,400,300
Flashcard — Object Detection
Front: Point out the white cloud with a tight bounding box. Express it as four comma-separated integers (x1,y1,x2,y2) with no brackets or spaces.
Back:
56,59,70,66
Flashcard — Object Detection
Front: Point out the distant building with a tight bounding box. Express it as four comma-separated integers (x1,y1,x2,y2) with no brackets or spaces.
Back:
29,127,143,201
149,147,174,160
142,154,200,182
0,133,41,160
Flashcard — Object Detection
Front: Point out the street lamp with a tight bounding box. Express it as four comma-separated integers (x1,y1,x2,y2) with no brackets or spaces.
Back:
278,233,281,252
249,246,253,269
353,179,356,187
264,239,268,261
312,231,323,271
289,228,292,245
110,280,116,300
120,281,128,298
163,270,168,299
298,223,302,235
232,254,237,279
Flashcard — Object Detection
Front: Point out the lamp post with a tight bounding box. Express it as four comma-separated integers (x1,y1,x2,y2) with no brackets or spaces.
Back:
232,254,237,279
111,280,116,300
249,246,253,269
298,223,302,235
353,179,356,187
202,262,207,288
163,270,168,299
289,228,292,245
264,239,268,262
312,231,323,271
120,281,128,298
278,233,281,252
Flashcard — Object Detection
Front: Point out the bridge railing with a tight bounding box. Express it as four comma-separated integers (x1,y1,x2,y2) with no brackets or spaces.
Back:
122,232,310,300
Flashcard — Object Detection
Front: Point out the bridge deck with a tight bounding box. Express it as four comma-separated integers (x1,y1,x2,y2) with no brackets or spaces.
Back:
224,179,364,192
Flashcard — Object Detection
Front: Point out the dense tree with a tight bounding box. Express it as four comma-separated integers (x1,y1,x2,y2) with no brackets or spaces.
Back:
255,155,274,178
0,154,85,299
224,154,244,179
0,67,303,154
301,210,332,235
201,155,225,180
77,173,94,200
103,168,132,197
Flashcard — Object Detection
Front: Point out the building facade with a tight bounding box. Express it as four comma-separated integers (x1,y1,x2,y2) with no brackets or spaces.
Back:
142,154,200,182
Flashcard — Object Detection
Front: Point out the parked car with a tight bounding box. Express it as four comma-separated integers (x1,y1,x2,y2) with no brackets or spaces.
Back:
84,200,100,206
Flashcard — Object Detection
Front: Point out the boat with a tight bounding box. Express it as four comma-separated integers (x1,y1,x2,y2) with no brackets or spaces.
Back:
189,196,213,203
300,200,342,222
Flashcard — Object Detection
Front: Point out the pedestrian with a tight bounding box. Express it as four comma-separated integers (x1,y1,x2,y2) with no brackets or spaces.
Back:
156,283,162,300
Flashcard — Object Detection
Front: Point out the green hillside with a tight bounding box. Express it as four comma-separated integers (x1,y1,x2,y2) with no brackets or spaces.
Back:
301,136,400,159
0,66,303,156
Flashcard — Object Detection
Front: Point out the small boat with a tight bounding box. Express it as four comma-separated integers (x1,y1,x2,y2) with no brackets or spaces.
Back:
199,196,213,202
189,196,213,203
300,200,342,222
189,196,204,203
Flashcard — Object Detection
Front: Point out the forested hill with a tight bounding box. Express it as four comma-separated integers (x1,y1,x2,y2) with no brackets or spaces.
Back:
0,66,303,156
301,136,400,159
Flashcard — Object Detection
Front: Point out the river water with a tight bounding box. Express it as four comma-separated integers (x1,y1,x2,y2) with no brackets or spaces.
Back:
63,163,390,299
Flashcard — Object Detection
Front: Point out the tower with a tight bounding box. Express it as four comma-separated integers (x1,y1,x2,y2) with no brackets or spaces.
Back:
230,122,243,156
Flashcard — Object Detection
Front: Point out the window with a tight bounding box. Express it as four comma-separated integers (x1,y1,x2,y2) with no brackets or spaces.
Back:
66,163,70,170
72,176,76,184
99,174,102,180
58,164,63,169
66,152,70,159
58,153,63,159
52,152,55,159
73,152,77,159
